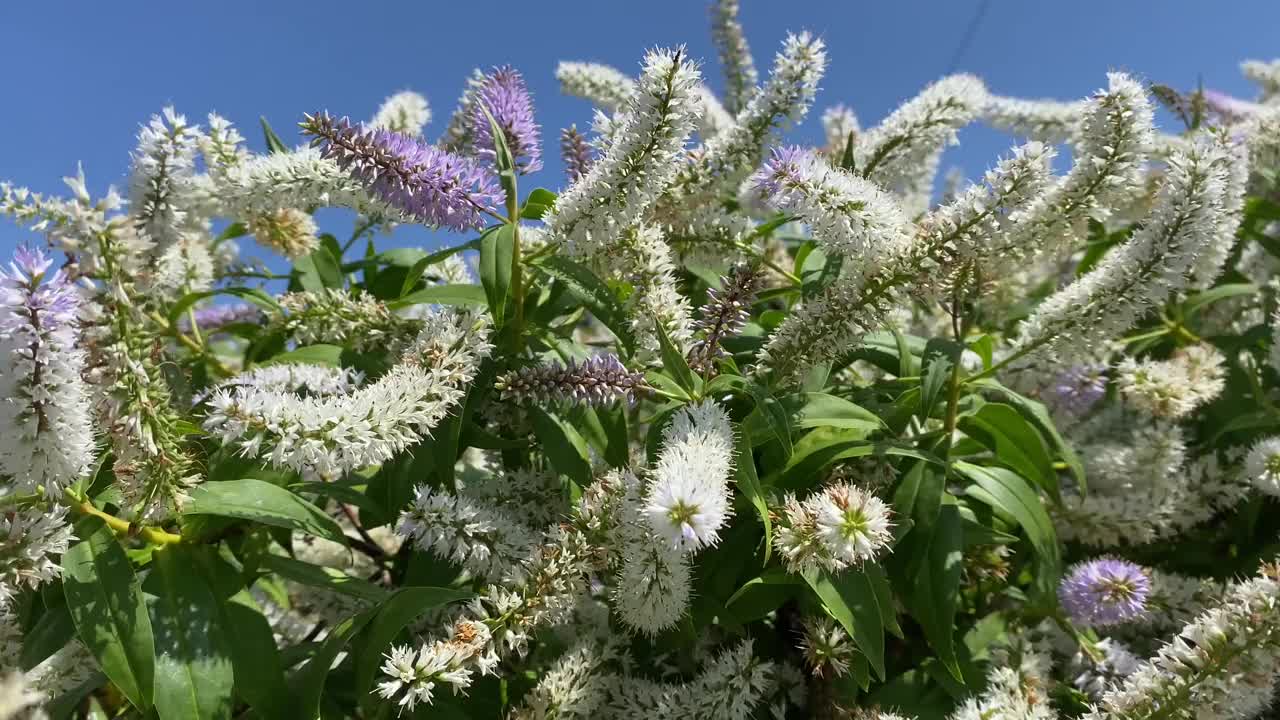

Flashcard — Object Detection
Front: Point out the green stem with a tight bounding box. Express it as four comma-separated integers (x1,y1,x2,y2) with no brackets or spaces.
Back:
63,488,183,546
733,241,802,286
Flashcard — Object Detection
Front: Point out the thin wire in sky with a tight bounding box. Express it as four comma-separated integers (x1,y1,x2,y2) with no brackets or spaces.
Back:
945,0,991,73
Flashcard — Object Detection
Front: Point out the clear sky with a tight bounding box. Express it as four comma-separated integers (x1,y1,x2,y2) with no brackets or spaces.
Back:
1,0,1277,258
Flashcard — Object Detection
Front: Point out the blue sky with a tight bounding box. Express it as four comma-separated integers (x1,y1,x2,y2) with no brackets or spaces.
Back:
1,0,1277,259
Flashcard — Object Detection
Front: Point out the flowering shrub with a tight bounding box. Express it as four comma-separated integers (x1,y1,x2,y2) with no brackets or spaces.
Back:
4,3,1280,719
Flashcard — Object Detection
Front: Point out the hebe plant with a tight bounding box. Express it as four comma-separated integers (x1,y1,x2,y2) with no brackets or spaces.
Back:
3,3,1280,719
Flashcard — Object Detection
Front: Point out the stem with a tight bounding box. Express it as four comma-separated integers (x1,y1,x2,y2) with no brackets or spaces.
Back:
146,310,234,378
941,360,964,458
733,241,802,286
507,183,524,340
64,488,183,546
342,218,378,254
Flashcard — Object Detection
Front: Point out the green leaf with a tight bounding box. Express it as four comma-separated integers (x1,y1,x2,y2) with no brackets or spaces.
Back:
734,427,772,566
145,546,235,720
388,283,488,309
773,428,943,490
970,378,1086,493
184,479,348,545
787,392,886,432
294,245,344,292
909,502,965,682
747,381,793,458
525,187,557,207
529,407,592,487
891,326,916,378
655,319,698,395
919,339,963,420
724,569,799,625
260,116,289,155
259,555,388,603
1183,283,1258,316
166,288,281,327
958,403,1060,504
967,334,995,371
20,603,75,670
220,590,294,717
289,481,385,516
477,102,518,200
354,587,475,716
398,255,436,297
62,517,155,711
864,562,904,638
291,610,376,720
479,224,515,325
803,568,886,680
533,256,636,356
954,462,1061,588
259,344,344,368
189,549,295,719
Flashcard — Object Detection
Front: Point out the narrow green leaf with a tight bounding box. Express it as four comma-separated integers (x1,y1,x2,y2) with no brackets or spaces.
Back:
734,427,772,566
354,587,475,716
787,392,886,432
62,517,155,711
166,287,281,327
221,590,294,717
479,224,514,325
891,326,916,378
20,603,76,670
864,562,903,638
803,568,886,680
747,381,793,458
184,479,348,545
774,428,943,490
970,378,1086,493
533,256,635,356
529,407,592,487
909,503,964,682
389,283,488,309
655,319,698,394
1183,283,1258,315
259,555,388,603
954,461,1061,586
724,569,799,625
145,546,235,720
291,610,376,720
259,116,289,155
958,403,1059,504
919,339,963,420
259,344,344,368
294,246,344,292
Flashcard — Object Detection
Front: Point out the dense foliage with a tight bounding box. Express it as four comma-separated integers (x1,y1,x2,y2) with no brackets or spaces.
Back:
3,3,1280,719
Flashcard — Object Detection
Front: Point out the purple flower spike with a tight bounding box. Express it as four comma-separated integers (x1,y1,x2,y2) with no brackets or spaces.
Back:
1202,89,1262,124
1059,557,1151,628
470,66,542,174
560,125,593,183
302,112,502,231
1047,364,1108,417
753,146,816,197
178,302,265,334
0,246,78,334
496,354,647,407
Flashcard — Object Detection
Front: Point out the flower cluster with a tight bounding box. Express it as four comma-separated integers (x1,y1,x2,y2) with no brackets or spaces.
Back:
1,12,1279,720
775,482,894,574
496,354,647,406
301,111,501,230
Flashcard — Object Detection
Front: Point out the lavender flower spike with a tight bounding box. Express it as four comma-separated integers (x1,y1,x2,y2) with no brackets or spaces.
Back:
496,354,647,406
469,66,543,174
1059,557,1151,627
687,263,761,372
1046,364,1108,417
559,125,593,183
301,112,501,231
178,302,265,335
